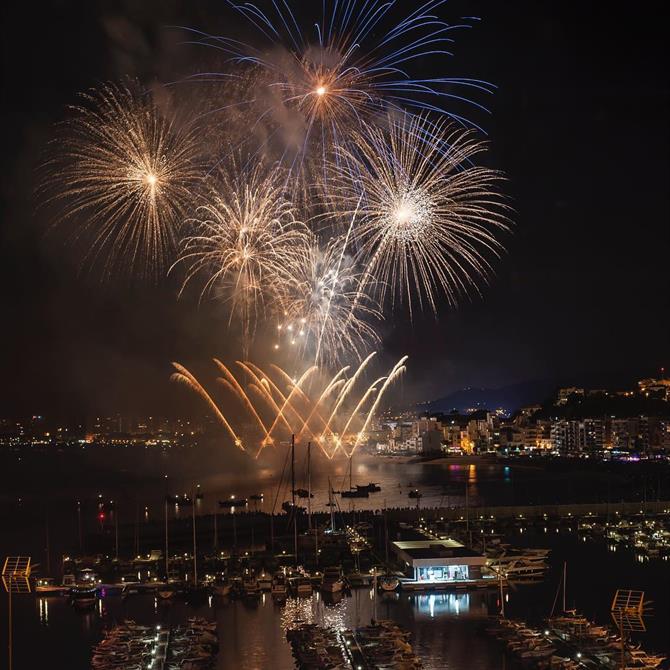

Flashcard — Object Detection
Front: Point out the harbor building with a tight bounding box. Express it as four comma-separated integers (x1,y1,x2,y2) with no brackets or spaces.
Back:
391,539,489,589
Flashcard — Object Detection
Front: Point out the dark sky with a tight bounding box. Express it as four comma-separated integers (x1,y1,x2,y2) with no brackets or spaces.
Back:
1,1,668,419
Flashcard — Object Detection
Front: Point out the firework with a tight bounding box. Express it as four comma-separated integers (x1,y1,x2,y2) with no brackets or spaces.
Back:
176,162,311,340
329,113,510,315
185,1,493,179
273,235,380,367
40,80,203,279
171,355,407,458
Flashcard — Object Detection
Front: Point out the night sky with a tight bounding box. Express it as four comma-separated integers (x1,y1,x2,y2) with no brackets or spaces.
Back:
1,1,668,419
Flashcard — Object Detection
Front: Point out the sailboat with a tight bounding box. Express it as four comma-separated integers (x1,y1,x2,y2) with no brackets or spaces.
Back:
378,507,399,592
340,454,370,498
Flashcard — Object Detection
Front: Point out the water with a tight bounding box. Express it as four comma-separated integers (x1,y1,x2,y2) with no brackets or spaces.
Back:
3,588,508,669
3,536,668,670
1,448,668,669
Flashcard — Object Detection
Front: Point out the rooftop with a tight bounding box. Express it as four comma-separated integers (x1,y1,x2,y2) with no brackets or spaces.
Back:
392,539,483,560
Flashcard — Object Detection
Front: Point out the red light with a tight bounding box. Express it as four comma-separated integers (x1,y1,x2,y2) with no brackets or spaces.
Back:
98,512,105,521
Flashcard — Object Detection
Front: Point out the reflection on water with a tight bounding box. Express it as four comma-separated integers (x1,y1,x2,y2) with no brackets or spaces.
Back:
38,597,49,626
147,457,500,517
413,592,484,619
14,589,504,670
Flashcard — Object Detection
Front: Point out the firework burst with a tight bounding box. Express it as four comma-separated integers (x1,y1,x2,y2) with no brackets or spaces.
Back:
274,235,381,367
176,162,311,339
40,80,203,279
329,113,510,315
184,1,493,179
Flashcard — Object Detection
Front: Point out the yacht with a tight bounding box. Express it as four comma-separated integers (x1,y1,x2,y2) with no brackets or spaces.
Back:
212,580,232,598
271,573,288,599
320,566,344,594
243,574,260,597
69,585,98,609
220,496,248,507
292,576,313,597
34,577,70,595
378,575,400,592
486,551,549,580
356,483,382,493
341,488,369,499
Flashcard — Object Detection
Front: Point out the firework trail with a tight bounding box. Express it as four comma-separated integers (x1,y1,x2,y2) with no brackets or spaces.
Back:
330,112,510,316
170,362,244,450
170,355,406,457
295,367,349,441
345,355,408,456
40,80,203,279
320,351,377,439
175,161,311,341
336,375,387,457
213,358,269,436
261,366,318,447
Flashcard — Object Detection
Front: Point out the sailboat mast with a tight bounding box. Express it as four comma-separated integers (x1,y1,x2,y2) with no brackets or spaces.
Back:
192,487,198,585
329,477,334,532
307,441,312,531
465,481,470,545
292,435,297,565
164,497,169,578
499,570,505,617
384,502,389,565
562,561,567,612
291,435,296,507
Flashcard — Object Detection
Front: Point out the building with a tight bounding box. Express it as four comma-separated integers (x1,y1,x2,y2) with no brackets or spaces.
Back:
413,417,443,437
610,418,639,452
551,420,580,454
556,387,585,406
391,539,488,587
638,377,670,401
420,428,443,455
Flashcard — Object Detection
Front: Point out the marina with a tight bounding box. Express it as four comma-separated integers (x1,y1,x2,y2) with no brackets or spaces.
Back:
2,457,669,669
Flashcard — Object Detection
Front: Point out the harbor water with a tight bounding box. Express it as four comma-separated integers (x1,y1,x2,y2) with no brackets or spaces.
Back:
1,449,668,669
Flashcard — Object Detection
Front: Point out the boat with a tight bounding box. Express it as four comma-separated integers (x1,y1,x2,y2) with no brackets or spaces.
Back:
34,577,70,596
243,575,260,597
293,488,314,498
282,500,306,513
257,573,273,591
378,575,400,592
408,489,422,499
338,455,372,499
220,496,248,507
69,585,98,608
320,566,344,594
157,583,178,602
249,493,264,501
486,547,550,580
356,482,382,493
293,576,313,596
166,494,192,505
213,581,232,598
341,488,369,498
271,573,288,599
346,570,372,587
